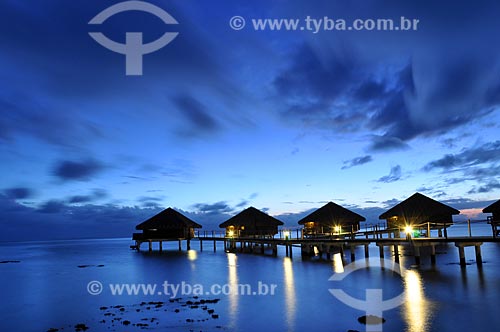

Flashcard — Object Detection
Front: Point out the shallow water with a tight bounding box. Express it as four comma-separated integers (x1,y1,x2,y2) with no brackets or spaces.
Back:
1,224,499,332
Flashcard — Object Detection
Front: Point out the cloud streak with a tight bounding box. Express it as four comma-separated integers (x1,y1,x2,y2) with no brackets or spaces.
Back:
341,155,373,169
377,165,402,183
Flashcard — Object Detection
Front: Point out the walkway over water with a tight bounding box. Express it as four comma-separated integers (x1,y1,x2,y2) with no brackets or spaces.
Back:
132,220,500,268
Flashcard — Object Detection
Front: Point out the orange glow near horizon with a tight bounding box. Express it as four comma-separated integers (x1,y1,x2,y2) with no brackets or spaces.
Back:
459,208,484,219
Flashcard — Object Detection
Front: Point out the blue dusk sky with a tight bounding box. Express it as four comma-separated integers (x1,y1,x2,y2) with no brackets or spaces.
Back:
1,0,499,241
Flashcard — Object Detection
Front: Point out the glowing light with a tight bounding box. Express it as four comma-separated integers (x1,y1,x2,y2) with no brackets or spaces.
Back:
283,231,290,239
404,225,413,234
334,226,341,233
228,230,234,237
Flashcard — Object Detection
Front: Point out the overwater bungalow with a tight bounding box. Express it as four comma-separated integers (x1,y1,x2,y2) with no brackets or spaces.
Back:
379,193,459,236
483,199,500,237
297,201,365,237
219,206,284,238
483,199,500,221
133,207,202,241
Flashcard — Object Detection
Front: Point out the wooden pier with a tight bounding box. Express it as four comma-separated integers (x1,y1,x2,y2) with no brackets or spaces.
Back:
133,231,500,268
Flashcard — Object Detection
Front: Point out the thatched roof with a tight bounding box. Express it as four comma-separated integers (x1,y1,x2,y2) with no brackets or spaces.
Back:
297,201,366,225
483,199,500,213
379,193,459,221
136,208,202,230
219,207,284,228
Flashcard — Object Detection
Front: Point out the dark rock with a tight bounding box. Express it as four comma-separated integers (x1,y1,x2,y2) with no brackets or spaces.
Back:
47,328,59,332
123,320,131,326
205,299,220,304
174,309,180,313
0,260,21,264
207,309,214,314
99,306,108,310
74,323,89,331
212,314,219,319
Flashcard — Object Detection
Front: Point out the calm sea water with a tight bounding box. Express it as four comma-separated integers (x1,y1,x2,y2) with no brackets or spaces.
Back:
1,224,500,332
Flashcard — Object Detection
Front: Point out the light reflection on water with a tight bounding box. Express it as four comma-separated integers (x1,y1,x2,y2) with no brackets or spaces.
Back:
332,252,345,273
283,257,296,331
403,269,433,332
227,252,238,328
187,249,197,261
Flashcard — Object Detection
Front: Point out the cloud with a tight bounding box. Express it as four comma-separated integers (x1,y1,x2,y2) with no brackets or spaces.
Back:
440,198,496,211
341,155,373,170
68,189,108,204
3,187,34,199
136,195,165,208
172,94,220,137
381,198,401,208
423,142,500,193
137,196,164,203
368,135,410,152
272,22,500,150
0,95,104,148
191,201,234,214
52,159,104,181
249,192,259,200
468,181,500,194
423,141,500,171
0,194,165,241
68,195,93,204
38,200,67,214
235,200,249,208
377,165,403,183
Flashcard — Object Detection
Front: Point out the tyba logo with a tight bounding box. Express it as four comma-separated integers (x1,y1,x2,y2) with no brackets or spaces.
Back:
88,1,179,75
